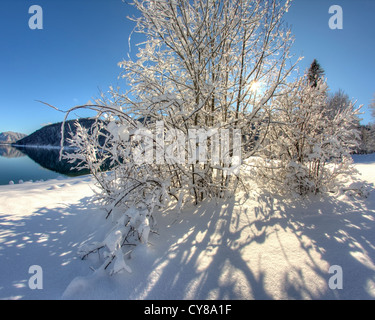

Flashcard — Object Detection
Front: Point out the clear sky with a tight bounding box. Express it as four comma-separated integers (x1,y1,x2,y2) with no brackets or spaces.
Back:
0,0,374,135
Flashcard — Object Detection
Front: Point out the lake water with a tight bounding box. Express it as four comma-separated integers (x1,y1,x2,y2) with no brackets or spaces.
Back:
1,144,373,187
0,145,89,186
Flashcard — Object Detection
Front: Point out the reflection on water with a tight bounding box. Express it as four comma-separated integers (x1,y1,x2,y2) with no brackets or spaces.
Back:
15,146,90,177
0,145,89,185
0,145,26,158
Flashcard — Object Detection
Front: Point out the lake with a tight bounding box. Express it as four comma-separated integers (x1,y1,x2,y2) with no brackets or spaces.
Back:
0,145,89,186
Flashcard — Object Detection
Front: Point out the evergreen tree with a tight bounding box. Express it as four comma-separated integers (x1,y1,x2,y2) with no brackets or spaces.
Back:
307,59,325,88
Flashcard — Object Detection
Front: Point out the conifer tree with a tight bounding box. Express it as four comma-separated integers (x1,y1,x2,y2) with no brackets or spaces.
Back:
307,59,325,88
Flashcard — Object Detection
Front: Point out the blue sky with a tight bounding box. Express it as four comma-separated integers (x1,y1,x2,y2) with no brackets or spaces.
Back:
286,0,375,125
0,0,374,135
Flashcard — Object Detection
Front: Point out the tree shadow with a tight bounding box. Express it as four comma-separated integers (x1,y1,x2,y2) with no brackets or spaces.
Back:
119,177,375,300
250,179,375,299
0,196,103,300
126,198,273,300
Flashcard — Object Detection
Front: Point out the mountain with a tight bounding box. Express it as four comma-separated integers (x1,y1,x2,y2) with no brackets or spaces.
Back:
0,131,27,144
15,118,102,147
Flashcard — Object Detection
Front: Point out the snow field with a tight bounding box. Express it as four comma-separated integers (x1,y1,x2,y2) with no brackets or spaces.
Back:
0,156,374,299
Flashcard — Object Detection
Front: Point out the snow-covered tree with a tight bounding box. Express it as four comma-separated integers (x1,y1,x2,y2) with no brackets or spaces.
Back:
326,89,351,120
257,76,361,196
115,0,298,201
357,124,375,154
66,0,298,206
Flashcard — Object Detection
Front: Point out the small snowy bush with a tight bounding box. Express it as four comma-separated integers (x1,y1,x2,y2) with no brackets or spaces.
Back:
257,76,361,196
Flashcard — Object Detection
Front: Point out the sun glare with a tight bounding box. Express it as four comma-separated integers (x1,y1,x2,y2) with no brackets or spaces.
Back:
250,81,260,92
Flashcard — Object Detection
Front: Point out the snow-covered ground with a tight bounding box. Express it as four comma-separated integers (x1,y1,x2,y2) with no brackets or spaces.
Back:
1,155,375,300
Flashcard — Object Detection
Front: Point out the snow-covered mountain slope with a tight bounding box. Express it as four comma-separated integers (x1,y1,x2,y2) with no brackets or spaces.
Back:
0,131,27,144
